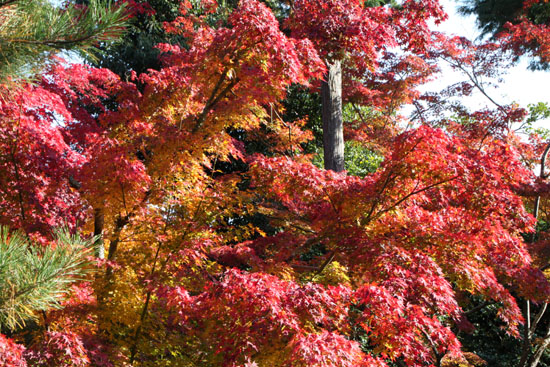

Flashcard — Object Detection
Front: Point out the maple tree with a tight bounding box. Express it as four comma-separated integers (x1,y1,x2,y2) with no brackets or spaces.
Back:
2,0,550,366
286,0,446,171
440,3,550,365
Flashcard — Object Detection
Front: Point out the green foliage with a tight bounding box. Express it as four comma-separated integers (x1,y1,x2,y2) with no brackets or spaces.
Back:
313,141,383,177
0,227,95,331
92,0,182,77
459,300,522,367
0,0,128,80
344,141,384,177
261,0,291,20
364,0,398,7
527,1,550,25
525,102,550,139
308,101,384,176
457,0,524,37
283,84,323,147
459,298,550,367
526,102,550,124
92,0,239,77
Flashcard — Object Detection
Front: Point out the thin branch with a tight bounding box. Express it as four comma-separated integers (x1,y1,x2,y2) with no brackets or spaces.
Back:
128,199,208,364
376,175,459,219
193,67,239,132
530,303,548,338
262,214,315,234
441,57,506,113
129,224,168,364
315,251,336,275
10,109,27,230
463,300,495,316
120,182,128,214
362,137,426,225
2,33,111,48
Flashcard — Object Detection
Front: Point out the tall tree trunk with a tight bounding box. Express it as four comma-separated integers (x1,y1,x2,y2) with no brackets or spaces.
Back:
321,60,344,172
93,207,105,259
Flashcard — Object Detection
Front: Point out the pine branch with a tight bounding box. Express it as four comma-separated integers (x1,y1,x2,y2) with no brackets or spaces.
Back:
0,226,95,331
0,0,128,81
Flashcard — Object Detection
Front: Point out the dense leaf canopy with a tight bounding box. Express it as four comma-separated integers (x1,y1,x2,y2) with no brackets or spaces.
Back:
2,0,550,367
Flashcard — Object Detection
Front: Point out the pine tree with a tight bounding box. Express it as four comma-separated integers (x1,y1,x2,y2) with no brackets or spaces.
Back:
458,0,550,69
457,0,524,36
0,226,95,332
0,0,127,81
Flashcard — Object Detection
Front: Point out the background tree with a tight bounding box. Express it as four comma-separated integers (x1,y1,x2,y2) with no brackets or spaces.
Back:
286,0,446,171
458,0,550,69
458,0,525,35
91,0,181,77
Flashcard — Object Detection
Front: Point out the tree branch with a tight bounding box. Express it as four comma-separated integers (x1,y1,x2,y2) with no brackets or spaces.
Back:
193,68,239,133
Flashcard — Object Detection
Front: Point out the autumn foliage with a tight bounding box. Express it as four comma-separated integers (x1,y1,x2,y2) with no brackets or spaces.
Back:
2,0,550,366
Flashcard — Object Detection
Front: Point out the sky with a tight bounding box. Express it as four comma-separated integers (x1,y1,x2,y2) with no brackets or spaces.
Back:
424,0,550,130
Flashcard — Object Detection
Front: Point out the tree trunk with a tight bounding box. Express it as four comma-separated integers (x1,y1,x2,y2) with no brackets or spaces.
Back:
321,60,344,172
93,207,105,259
528,331,550,367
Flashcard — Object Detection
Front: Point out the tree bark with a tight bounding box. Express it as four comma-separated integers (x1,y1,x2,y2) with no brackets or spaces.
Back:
528,328,550,367
321,60,344,172
93,207,105,259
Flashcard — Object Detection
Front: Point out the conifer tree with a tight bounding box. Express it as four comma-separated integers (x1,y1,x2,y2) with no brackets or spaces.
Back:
0,227,95,332
0,0,127,81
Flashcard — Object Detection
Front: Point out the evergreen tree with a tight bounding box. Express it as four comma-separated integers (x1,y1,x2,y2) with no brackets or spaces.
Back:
0,0,127,81
0,227,95,332
91,0,240,77
91,0,181,77
457,0,524,36
458,0,550,68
